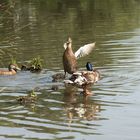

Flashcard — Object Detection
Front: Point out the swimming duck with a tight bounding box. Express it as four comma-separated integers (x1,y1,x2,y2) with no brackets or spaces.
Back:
63,37,96,76
16,90,37,104
0,64,20,75
65,70,100,86
64,62,100,95
52,73,65,82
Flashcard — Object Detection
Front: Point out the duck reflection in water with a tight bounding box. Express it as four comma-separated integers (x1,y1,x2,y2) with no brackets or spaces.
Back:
63,86,101,124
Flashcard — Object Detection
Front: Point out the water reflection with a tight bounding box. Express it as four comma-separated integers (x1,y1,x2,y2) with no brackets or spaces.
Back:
0,0,140,68
63,86,101,124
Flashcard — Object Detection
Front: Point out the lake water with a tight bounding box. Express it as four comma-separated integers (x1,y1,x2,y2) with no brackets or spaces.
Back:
0,0,140,140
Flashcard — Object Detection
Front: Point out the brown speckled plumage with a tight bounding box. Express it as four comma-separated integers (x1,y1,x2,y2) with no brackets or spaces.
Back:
63,38,77,75
64,70,100,95
63,37,96,76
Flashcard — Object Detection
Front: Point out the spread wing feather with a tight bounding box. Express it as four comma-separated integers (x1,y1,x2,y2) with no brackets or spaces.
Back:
74,42,96,59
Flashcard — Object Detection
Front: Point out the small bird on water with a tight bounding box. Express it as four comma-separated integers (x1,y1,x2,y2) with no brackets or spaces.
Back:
63,37,96,76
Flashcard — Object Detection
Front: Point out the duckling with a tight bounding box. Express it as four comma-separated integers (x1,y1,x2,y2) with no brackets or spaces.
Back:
52,73,65,82
21,64,31,71
0,64,20,75
16,90,37,104
63,37,96,76
21,64,42,73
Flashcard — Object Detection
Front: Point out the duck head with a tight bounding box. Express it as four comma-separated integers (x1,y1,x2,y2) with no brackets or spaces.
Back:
86,62,93,71
8,64,21,72
64,37,72,49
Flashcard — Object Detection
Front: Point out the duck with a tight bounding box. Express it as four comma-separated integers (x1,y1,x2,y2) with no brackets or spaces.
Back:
52,73,65,82
0,64,20,75
16,90,37,104
63,37,96,76
64,62,100,95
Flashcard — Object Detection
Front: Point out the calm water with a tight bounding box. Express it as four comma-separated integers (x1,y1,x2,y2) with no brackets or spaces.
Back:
0,0,140,140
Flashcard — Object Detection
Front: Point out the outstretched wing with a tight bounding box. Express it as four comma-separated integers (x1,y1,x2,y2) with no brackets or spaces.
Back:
74,42,96,59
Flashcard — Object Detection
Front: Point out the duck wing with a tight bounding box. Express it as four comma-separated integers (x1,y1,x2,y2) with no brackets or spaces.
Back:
74,42,96,59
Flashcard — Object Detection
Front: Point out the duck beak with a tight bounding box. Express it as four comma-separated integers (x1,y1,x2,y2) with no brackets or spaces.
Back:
16,67,21,71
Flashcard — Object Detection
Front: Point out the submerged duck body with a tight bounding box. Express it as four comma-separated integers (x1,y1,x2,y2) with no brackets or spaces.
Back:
64,62,100,95
0,64,20,75
63,38,96,76
64,70,100,87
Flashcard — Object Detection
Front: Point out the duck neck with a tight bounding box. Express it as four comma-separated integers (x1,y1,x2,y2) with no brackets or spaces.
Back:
67,43,74,54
